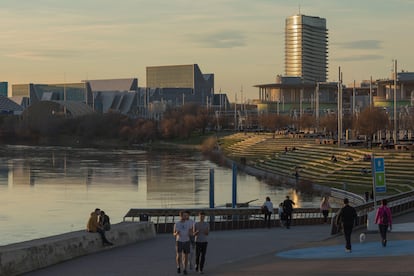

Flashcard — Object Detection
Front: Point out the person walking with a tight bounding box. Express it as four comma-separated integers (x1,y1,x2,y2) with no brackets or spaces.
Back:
375,199,393,247
174,210,192,275
320,196,331,224
262,196,274,228
193,212,209,274
283,196,295,229
278,202,285,227
335,198,358,252
186,213,196,271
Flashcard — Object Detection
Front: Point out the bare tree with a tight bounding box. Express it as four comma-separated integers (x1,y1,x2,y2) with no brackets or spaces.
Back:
319,114,337,135
354,107,389,140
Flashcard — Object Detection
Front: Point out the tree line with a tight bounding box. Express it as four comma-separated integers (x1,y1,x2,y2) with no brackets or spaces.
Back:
0,104,412,146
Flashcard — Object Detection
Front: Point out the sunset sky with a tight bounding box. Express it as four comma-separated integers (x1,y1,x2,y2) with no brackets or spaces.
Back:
1,0,413,100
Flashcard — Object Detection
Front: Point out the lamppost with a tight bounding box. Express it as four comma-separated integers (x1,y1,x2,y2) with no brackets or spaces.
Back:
337,67,343,146
393,59,398,143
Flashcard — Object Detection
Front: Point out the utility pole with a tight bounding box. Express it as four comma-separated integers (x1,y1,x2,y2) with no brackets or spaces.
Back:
369,76,373,107
353,80,356,115
393,59,398,143
337,67,343,146
234,93,237,131
315,82,320,122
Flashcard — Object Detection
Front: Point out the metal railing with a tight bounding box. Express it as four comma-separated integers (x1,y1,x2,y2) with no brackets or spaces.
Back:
123,207,339,233
124,190,414,234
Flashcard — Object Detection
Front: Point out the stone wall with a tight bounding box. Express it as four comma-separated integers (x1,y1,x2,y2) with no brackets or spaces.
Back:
0,222,155,276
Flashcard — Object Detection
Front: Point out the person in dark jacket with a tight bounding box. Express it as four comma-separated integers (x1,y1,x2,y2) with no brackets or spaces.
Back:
335,198,357,252
99,210,111,231
87,208,113,246
283,195,295,229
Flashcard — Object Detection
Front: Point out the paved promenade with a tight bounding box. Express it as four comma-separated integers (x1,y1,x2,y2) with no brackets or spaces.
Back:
26,211,414,276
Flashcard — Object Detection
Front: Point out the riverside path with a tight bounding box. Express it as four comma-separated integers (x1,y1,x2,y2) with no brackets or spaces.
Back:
26,211,414,276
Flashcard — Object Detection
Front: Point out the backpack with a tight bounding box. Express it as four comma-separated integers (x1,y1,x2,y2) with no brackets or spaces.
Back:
382,209,389,225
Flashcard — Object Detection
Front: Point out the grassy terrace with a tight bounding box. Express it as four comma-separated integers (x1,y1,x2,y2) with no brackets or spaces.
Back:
218,132,414,196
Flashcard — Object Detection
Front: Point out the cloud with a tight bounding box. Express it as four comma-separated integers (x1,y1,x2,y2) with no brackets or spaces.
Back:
5,49,81,61
190,31,247,48
336,40,383,49
333,54,384,62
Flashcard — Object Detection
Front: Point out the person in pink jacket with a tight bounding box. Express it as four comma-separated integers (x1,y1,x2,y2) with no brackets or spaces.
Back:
375,199,393,247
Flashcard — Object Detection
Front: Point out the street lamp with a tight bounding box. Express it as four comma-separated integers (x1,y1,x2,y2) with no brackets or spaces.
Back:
393,59,398,143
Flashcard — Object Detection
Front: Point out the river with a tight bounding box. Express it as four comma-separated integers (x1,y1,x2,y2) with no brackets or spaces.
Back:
0,145,321,246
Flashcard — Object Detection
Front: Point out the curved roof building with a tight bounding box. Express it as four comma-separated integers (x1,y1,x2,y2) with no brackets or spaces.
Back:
0,95,23,115
285,14,328,83
22,100,94,119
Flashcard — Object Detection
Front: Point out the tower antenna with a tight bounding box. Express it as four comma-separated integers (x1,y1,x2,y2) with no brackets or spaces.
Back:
298,4,301,14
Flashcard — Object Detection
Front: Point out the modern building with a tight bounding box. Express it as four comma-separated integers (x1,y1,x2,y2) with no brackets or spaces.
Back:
146,64,214,106
11,83,92,105
86,78,138,93
285,14,328,82
11,79,140,115
254,76,337,117
85,78,139,116
0,82,8,97
0,95,24,115
9,65,218,119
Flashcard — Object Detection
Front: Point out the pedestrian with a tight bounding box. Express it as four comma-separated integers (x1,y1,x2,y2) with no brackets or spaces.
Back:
320,196,331,224
86,208,113,246
193,212,209,274
283,195,295,229
173,210,192,275
375,199,392,247
186,213,196,271
278,203,285,227
335,198,357,252
262,196,274,228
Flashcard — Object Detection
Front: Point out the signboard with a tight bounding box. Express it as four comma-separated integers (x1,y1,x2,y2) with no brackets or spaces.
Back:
373,157,386,193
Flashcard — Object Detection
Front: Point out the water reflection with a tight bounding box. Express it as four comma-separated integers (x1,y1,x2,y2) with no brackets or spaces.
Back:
0,145,320,245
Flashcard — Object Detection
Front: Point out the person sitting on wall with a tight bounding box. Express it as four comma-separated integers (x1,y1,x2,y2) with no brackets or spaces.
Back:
87,208,113,246
99,210,111,231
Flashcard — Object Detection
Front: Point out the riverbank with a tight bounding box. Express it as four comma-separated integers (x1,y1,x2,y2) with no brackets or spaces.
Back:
0,132,220,151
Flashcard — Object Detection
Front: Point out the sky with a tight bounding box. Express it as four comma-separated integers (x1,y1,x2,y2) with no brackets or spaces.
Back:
1,0,414,101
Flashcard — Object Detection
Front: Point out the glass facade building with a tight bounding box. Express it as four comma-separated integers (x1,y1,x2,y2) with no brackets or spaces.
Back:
147,65,194,88
0,82,8,97
12,83,91,104
285,14,328,82
146,64,214,106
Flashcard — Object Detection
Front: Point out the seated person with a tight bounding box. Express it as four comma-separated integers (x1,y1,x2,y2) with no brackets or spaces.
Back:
87,208,113,246
99,210,111,231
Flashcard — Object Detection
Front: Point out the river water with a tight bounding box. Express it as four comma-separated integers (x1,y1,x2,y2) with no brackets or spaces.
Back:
0,145,320,246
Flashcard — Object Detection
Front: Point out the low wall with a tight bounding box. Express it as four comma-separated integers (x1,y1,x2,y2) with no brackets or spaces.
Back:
0,222,156,276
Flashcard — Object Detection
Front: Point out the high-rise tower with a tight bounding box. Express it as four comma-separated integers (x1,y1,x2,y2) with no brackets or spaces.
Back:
285,14,328,82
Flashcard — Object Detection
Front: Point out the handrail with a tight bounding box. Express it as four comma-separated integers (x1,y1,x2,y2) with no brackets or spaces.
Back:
124,190,414,234
330,187,366,205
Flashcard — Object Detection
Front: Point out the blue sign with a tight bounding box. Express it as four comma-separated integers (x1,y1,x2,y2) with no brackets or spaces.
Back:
372,157,386,193
374,158,385,172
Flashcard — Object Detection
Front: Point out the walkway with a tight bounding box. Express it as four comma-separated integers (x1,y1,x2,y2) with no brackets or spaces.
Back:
26,211,414,276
